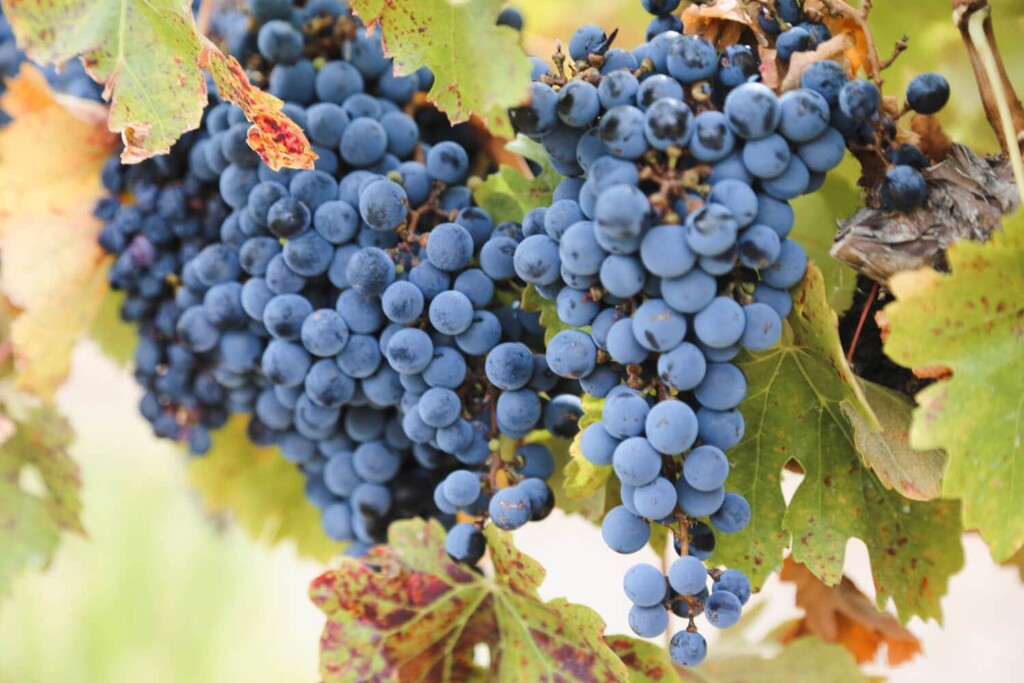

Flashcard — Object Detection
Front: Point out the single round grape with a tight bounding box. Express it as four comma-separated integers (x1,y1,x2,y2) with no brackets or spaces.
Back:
613,436,662,488
711,492,752,533
694,362,748,411
741,302,783,351
881,165,928,212
761,239,807,289
645,400,698,455
685,203,738,256
724,83,782,140
906,72,950,114
705,590,743,628
599,105,649,159
581,423,620,466
667,34,717,83
670,630,707,668
546,330,597,379
683,445,730,492
669,555,708,596
429,290,475,336
676,479,726,518
443,470,482,508
737,224,782,270
385,327,434,374
624,563,668,607
514,234,562,286
359,179,408,232
601,505,651,554
628,604,669,638
602,389,650,439
446,522,486,564
489,486,533,530
633,477,678,520
632,299,687,352
742,133,791,179
714,568,752,605
557,79,601,127
485,342,534,390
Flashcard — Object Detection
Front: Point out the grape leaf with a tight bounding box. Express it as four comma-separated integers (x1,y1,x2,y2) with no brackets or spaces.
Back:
884,212,1024,561
844,379,945,501
474,136,560,225
778,557,921,666
715,264,963,623
608,634,868,683
187,416,342,562
4,0,314,169
311,518,629,682
0,390,84,595
0,67,117,401
350,0,531,138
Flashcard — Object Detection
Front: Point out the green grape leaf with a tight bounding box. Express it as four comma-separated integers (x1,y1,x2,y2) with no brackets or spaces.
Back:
0,393,84,595
607,635,868,683
715,265,963,623
884,211,1024,560
4,1,314,168
187,416,342,561
311,518,629,682
474,136,561,224
844,379,946,501
351,0,531,137
789,156,860,314
521,283,572,346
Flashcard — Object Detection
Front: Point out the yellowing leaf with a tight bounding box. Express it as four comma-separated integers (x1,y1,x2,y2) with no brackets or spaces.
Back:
351,0,531,137
0,67,117,401
779,557,921,666
188,416,342,562
884,211,1024,561
311,518,629,682
715,265,963,623
845,379,946,501
0,392,83,595
3,0,313,168
474,135,560,225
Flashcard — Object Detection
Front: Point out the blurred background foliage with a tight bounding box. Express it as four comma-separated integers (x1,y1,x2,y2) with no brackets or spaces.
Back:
2,1,1023,682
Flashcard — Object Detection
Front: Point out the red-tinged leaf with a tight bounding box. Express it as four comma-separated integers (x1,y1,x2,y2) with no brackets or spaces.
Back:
311,518,629,682
198,38,317,172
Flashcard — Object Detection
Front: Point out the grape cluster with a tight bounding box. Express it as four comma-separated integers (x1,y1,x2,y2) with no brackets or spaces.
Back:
506,0,906,665
97,0,582,558
759,1,950,213
98,131,232,456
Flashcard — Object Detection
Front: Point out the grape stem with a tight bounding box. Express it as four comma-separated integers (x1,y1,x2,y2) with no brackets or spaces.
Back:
845,280,879,365
956,0,1024,200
